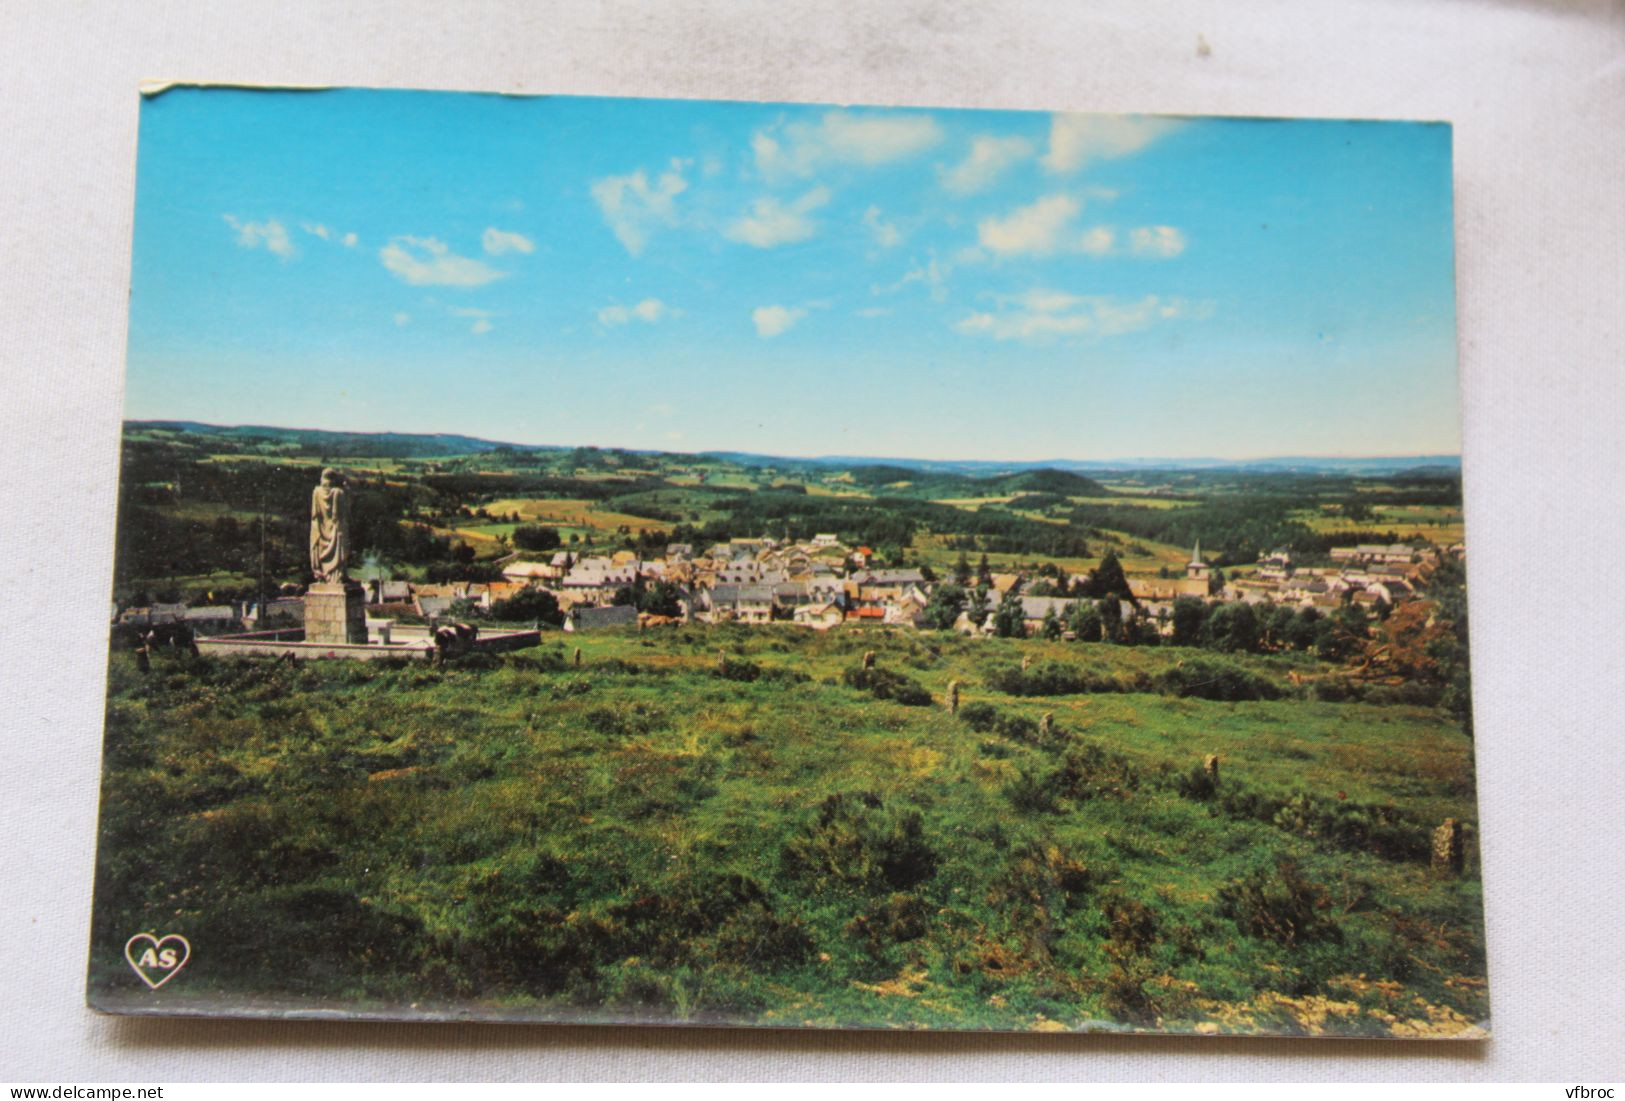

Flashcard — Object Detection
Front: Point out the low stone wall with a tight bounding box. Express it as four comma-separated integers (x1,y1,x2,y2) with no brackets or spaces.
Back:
195,627,542,661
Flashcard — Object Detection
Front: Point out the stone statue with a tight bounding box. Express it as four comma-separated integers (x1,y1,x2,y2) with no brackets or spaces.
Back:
309,467,352,583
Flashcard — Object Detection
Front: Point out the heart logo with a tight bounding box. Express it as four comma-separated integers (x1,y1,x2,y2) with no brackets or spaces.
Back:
124,932,191,990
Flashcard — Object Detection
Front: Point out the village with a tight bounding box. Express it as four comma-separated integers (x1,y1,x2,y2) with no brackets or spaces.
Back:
116,528,1464,644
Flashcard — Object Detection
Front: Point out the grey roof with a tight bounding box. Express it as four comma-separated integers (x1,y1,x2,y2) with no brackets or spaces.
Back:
573,604,638,629
1019,595,1077,621
855,568,926,586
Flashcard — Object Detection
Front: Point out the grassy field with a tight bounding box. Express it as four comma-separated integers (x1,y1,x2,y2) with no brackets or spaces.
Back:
91,626,1485,1035
1293,504,1465,546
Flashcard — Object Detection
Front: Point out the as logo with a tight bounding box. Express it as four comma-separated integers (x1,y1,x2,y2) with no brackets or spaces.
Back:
124,932,191,989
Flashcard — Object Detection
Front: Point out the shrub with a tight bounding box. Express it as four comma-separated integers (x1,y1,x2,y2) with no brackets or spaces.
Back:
1004,763,1062,814
993,712,1040,745
842,665,933,707
1173,761,1218,801
1004,743,1142,812
490,586,563,625
1155,658,1281,701
986,661,1094,697
846,892,933,962
711,656,761,682
957,701,1000,732
581,702,666,737
1217,856,1344,947
1099,891,1162,1024
780,792,939,891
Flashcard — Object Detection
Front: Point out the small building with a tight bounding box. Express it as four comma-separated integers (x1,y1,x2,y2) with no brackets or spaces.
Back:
793,601,845,630
502,560,558,585
415,594,453,620
1019,595,1078,633
183,605,242,636
568,604,638,632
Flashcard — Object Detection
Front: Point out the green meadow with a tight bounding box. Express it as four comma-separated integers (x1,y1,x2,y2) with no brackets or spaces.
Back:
91,626,1485,1036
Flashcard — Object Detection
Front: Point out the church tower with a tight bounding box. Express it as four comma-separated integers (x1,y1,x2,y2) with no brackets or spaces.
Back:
1186,540,1211,583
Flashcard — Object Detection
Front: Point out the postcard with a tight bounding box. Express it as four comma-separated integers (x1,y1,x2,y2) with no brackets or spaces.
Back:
90,86,1483,1037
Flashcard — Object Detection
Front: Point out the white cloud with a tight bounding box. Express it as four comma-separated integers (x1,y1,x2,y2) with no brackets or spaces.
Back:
862,206,901,248
1042,114,1178,174
752,304,806,338
393,312,411,326
223,215,294,259
856,306,892,318
725,186,830,248
872,253,953,302
977,194,1080,256
483,227,535,255
976,198,1180,261
301,222,359,248
1130,225,1187,258
753,110,943,180
598,298,675,326
378,236,505,287
1078,225,1116,256
954,290,1209,343
941,134,1034,195
590,160,688,256
447,306,498,334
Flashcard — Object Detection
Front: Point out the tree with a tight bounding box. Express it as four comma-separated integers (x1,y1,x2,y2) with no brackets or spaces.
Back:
1313,603,1369,662
1258,604,1296,651
1097,597,1123,643
1067,599,1103,642
512,524,562,552
977,553,993,588
1284,607,1320,651
1171,596,1208,647
920,582,966,631
1039,605,1063,640
993,589,1026,638
953,550,971,586
491,586,563,626
637,579,684,618
1086,551,1135,604
966,585,990,628
1423,558,1473,737
1205,601,1260,653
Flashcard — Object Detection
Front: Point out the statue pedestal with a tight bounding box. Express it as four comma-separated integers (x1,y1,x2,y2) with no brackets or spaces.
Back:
305,582,369,645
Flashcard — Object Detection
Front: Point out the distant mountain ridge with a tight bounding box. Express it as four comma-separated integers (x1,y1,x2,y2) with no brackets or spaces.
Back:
127,420,1460,476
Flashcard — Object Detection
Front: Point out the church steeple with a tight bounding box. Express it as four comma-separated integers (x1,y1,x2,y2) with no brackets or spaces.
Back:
1187,539,1210,582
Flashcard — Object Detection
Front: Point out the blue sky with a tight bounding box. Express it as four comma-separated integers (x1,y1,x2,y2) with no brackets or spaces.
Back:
124,87,1459,461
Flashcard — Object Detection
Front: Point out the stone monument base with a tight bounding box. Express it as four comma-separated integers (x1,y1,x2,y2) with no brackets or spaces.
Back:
305,582,369,645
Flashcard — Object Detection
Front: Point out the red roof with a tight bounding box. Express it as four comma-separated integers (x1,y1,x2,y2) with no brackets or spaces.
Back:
852,606,886,619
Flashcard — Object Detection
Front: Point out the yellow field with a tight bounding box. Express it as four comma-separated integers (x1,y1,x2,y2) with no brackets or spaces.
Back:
1070,495,1199,510
935,496,1019,509
202,454,410,475
483,497,670,533
1295,505,1465,546
911,528,1191,580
